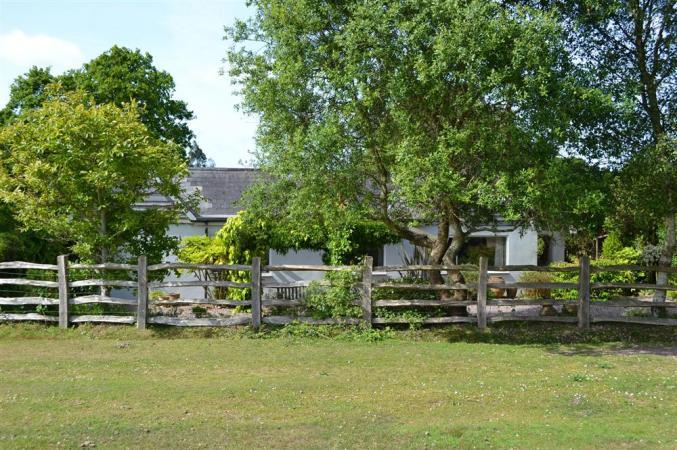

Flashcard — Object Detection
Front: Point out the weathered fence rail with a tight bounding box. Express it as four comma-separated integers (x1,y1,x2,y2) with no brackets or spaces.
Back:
0,255,675,329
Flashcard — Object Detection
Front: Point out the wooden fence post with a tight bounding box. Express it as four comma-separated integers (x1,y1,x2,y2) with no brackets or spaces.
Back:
654,269,669,318
57,255,69,329
362,256,373,327
477,256,488,332
577,255,591,330
251,257,262,330
137,255,148,330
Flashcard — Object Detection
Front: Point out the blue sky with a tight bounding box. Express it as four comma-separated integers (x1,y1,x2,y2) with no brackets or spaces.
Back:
0,0,257,167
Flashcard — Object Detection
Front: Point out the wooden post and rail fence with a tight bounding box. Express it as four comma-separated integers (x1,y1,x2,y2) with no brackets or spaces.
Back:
0,255,675,329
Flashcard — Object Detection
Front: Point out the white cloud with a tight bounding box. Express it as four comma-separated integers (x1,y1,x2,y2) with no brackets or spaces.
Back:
0,29,84,73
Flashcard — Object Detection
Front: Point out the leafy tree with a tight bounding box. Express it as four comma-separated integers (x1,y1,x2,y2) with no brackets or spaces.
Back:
554,0,674,145
0,48,209,262
71,46,208,166
0,66,57,125
614,138,675,239
0,69,58,261
226,0,604,295
0,46,208,166
524,0,675,300
0,88,193,264
526,157,613,256
0,67,63,261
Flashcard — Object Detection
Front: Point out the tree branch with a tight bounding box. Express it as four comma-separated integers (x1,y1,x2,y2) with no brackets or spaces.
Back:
381,214,435,248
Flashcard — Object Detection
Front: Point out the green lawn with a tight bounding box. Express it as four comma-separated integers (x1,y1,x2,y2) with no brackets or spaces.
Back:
0,323,675,449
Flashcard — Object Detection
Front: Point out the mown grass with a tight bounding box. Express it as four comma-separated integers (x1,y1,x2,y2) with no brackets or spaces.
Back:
0,322,675,449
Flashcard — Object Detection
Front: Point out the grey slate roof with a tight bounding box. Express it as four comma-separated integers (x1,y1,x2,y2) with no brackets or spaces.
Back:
138,168,260,221
183,168,260,220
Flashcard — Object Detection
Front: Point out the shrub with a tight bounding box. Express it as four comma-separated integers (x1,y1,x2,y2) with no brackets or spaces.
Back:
601,230,624,257
70,303,129,315
275,323,394,341
191,306,209,318
177,211,270,301
461,270,480,298
150,290,167,300
304,270,362,319
551,246,647,301
373,308,427,329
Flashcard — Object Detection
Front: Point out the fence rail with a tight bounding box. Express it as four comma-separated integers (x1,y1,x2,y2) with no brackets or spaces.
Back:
263,264,353,272
148,263,250,271
69,263,138,271
374,264,479,272
0,261,58,270
0,254,675,330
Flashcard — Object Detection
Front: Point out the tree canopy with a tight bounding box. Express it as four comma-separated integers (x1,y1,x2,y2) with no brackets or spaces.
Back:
226,0,608,285
0,46,209,262
240,180,399,265
526,0,676,300
0,88,194,264
551,0,674,149
0,46,208,166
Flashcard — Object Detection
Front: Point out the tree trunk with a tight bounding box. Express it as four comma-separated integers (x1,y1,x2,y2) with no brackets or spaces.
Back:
630,0,665,139
427,218,451,299
427,218,467,315
443,228,467,302
653,214,675,316
627,1,673,316
381,210,468,313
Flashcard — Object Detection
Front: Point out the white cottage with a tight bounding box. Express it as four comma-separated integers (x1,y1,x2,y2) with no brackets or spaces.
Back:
150,168,565,294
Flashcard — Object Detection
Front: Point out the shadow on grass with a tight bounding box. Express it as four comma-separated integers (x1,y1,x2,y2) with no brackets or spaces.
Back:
0,321,675,347
545,345,676,357
395,322,676,347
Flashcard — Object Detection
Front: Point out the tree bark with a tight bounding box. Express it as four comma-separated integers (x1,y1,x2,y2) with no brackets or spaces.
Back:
444,217,467,302
429,216,468,314
427,217,451,299
381,207,468,311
